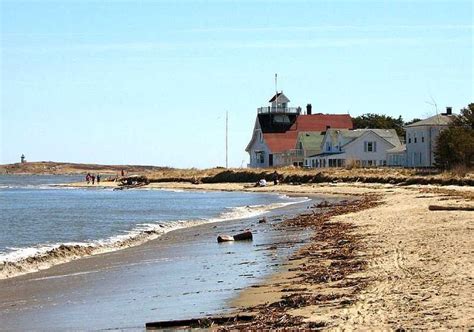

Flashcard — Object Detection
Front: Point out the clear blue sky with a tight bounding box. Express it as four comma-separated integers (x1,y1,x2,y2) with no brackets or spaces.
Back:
1,0,472,168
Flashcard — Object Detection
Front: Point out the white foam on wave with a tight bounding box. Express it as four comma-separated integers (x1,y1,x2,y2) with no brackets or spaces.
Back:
0,195,310,280
0,184,81,190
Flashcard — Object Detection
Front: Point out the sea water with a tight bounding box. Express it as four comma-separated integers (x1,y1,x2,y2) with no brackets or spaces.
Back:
0,175,307,277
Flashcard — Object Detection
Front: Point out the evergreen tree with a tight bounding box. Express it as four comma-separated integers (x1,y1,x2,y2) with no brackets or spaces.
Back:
352,113,405,136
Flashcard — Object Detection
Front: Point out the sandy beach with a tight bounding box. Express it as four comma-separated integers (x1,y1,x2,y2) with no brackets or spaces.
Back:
2,179,473,330
60,180,474,329
215,182,473,329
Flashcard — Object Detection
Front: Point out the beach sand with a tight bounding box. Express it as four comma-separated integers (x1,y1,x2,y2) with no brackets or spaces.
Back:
5,180,474,329
192,182,472,330
130,181,473,329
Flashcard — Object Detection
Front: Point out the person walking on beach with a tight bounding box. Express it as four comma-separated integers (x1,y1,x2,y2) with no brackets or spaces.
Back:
91,175,95,185
86,173,91,184
272,171,279,185
97,174,101,184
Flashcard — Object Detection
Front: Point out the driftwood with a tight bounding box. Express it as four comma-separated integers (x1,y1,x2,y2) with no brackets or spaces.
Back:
114,175,150,190
119,175,150,186
217,230,253,243
146,315,254,329
428,205,474,211
217,235,234,242
233,230,253,241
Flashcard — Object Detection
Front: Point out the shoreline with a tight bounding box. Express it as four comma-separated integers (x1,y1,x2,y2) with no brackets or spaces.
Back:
0,186,315,280
1,179,473,329
0,189,321,330
60,180,474,329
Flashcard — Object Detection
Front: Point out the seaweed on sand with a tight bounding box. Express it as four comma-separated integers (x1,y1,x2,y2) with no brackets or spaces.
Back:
218,195,381,330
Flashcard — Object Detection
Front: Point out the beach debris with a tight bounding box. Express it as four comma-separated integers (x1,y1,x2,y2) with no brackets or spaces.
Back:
428,205,474,211
145,315,255,329
258,217,267,224
217,235,234,242
115,175,150,190
217,230,253,243
218,195,381,330
233,230,253,241
251,178,268,187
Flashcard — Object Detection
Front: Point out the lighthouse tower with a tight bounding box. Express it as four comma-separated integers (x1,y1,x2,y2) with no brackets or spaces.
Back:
21,154,26,163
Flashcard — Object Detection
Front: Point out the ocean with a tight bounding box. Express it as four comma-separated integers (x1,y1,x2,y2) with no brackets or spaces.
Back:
0,175,308,278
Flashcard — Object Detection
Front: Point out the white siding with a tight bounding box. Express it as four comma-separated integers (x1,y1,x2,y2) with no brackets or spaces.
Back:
405,125,447,167
305,130,400,168
341,131,394,166
247,129,272,168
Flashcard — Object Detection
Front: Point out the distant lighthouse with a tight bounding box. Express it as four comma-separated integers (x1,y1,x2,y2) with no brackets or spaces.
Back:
21,154,26,163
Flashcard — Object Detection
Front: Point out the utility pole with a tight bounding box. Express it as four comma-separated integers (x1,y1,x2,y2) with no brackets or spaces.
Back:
226,111,229,169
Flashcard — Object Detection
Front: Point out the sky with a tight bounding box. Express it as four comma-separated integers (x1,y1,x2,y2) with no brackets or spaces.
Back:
1,0,472,168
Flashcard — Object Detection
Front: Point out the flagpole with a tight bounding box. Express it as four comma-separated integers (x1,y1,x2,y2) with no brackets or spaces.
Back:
226,111,228,168
275,73,278,111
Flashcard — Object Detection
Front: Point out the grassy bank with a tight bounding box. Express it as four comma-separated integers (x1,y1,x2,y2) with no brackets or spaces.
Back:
1,162,473,186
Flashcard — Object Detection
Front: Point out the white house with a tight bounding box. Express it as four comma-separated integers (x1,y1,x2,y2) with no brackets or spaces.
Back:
306,129,402,168
246,92,353,168
405,108,453,167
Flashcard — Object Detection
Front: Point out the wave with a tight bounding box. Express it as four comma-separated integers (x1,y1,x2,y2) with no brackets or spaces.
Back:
0,184,82,190
0,196,309,280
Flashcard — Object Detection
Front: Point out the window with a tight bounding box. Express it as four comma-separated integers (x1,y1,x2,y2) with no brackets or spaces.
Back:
326,142,331,151
422,136,425,143
256,152,264,163
364,141,377,152
408,138,411,144
259,132,263,142
414,137,417,143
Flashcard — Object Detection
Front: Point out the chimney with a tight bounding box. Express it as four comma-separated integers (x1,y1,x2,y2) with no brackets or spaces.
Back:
306,104,312,115
446,106,452,115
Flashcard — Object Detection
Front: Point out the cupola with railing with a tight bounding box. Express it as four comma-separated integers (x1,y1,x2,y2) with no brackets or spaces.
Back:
257,92,300,114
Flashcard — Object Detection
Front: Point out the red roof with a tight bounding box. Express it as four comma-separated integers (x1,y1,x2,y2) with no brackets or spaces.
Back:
263,131,299,153
263,114,352,153
291,114,353,131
